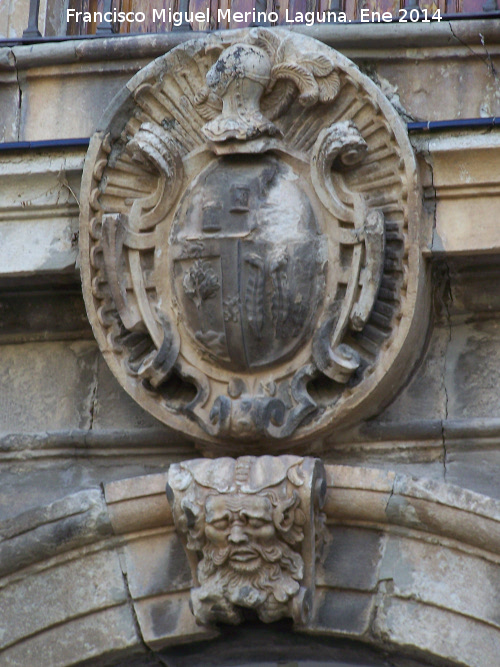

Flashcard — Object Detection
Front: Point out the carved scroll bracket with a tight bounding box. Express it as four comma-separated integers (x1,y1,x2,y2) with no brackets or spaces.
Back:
166,456,327,628
310,121,386,384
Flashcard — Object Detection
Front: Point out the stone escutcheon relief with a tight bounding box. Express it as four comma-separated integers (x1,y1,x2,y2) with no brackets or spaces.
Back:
80,28,426,454
166,455,327,627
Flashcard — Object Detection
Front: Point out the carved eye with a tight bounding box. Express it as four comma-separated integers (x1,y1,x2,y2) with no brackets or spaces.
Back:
248,518,266,529
210,518,229,530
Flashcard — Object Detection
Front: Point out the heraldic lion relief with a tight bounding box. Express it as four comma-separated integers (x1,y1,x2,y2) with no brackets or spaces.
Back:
80,28,426,456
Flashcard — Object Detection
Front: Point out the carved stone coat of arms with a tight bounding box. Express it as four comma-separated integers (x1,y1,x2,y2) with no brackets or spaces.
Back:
80,29,425,455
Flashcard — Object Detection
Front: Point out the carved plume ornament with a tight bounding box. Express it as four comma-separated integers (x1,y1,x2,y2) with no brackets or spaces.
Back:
166,455,327,627
80,28,425,455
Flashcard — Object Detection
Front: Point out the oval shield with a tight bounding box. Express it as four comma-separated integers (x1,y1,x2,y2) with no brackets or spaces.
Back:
170,156,325,370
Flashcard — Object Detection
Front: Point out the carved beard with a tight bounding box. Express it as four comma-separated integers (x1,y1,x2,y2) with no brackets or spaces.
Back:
193,540,304,624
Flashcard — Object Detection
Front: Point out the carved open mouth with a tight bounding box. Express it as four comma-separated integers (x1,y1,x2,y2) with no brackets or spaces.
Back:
230,549,259,562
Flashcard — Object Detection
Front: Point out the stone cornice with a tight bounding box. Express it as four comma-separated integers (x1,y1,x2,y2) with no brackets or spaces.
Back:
2,130,500,279
1,21,499,142
4,418,500,461
1,20,499,72
412,132,500,256
0,147,84,277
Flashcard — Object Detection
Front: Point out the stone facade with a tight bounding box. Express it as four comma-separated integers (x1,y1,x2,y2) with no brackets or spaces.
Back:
1,17,500,667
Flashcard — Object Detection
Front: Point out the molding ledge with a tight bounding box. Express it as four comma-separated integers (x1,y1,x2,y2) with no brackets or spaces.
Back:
1,21,500,71
1,467,499,666
0,147,84,277
412,132,500,256
3,417,500,460
1,20,499,144
2,131,500,281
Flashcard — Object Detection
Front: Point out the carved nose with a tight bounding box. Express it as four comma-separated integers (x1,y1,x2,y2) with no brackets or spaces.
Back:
228,524,248,544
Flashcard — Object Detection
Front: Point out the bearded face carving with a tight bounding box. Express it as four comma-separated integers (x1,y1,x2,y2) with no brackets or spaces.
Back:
166,456,327,627
196,492,304,624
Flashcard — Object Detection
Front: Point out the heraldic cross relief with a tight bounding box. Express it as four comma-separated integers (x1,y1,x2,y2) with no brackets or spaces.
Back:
80,27,423,631
80,27,422,455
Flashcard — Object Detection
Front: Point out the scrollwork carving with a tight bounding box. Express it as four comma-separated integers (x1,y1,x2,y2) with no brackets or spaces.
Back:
80,27,425,454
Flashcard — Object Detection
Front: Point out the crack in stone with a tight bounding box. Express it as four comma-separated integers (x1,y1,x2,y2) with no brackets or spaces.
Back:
57,163,81,209
479,33,499,81
449,22,499,83
385,481,395,514
121,568,168,666
423,135,450,484
10,47,22,141
98,481,170,666
120,559,152,662
361,65,416,122
441,259,452,484
87,356,99,432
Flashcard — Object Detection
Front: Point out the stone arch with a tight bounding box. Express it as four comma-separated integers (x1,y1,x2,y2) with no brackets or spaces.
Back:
1,467,499,666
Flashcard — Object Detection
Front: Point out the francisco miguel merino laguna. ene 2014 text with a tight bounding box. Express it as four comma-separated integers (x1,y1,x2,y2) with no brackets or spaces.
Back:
67,7,443,27
68,8,375,28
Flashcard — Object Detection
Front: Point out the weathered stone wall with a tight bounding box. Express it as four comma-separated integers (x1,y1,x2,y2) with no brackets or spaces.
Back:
1,21,500,667
3,257,500,522
2,21,500,142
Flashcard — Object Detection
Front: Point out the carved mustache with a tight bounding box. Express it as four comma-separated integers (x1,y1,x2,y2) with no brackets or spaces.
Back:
208,542,285,566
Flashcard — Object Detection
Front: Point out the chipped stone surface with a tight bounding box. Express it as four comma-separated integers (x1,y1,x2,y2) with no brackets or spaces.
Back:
0,605,141,667
17,65,140,142
373,597,500,667
0,549,127,650
2,20,500,667
381,324,449,423
0,341,98,432
379,536,500,628
0,75,20,142
0,219,78,275
376,51,500,123
134,593,217,650
0,23,497,140
118,531,191,601
0,0,28,39
0,149,83,275
0,489,112,576
1,468,500,664
91,356,170,431
428,134,500,255
446,320,500,419
318,526,385,591
0,459,174,525
445,445,500,500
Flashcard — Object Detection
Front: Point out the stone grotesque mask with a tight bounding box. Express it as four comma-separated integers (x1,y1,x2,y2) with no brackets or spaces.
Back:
166,456,327,626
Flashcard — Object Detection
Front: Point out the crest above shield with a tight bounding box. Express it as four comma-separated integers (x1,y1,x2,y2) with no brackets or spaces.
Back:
79,28,428,455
